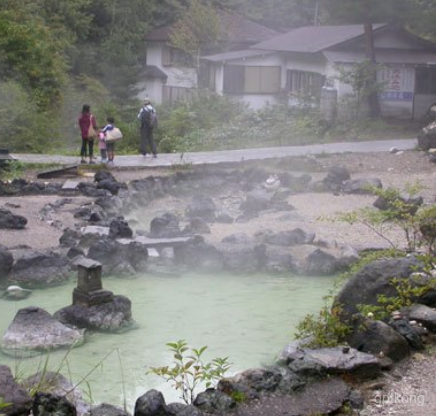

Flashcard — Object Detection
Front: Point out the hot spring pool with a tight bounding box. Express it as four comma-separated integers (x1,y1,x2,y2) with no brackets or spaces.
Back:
0,272,335,411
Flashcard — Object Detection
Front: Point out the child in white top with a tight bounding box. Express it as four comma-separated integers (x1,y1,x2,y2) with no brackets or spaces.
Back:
98,132,107,163
101,117,116,163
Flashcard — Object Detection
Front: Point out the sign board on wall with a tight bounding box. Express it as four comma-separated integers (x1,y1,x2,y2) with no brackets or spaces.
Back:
378,66,414,101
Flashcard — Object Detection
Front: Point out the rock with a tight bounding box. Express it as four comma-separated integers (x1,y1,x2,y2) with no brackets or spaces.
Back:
149,212,182,238
32,392,77,416
1,285,32,300
346,316,410,361
342,178,382,194
134,389,168,416
296,347,382,380
264,228,315,246
8,249,71,288
97,178,126,195
185,195,216,221
1,306,84,357
335,256,424,320
388,318,425,350
373,191,423,214
0,365,32,416
24,372,90,416
193,388,236,414
0,245,13,280
89,403,130,416
174,237,224,273
54,295,135,332
302,248,338,276
240,189,273,213
402,303,436,332
109,218,133,239
217,242,267,274
181,217,211,235
0,208,27,229
322,166,351,192
87,238,147,275
166,402,204,416
94,170,116,183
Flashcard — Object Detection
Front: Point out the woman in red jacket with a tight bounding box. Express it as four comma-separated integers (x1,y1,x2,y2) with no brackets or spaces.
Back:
78,104,98,164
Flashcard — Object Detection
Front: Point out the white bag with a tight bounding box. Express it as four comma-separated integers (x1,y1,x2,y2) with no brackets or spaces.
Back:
106,127,123,142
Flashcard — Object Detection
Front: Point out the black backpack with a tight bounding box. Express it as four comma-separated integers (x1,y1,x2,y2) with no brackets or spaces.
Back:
140,107,156,128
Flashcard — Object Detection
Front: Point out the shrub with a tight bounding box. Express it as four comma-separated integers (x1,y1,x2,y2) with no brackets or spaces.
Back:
148,340,231,404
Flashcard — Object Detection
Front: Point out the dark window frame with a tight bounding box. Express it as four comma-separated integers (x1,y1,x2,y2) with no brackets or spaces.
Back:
223,65,281,94
415,66,436,95
286,69,325,98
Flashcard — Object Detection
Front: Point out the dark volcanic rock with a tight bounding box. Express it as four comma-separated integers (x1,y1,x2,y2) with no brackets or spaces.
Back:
0,208,27,229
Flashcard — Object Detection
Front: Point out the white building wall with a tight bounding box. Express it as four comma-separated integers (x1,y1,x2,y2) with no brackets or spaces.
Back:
136,41,198,104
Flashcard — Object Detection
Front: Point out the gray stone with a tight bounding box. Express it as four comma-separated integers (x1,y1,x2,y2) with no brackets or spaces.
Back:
301,346,382,379
347,317,410,361
193,388,236,414
185,195,216,221
134,390,168,416
342,178,382,194
0,208,27,229
0,365,32,416
8,249,71,288
402,303,436,332
54,295,134,333
1,307,84,357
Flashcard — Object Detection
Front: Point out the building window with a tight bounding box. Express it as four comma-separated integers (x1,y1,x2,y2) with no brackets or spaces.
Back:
162,46,192,66
415,67,436,94
223,65,281,94
286,70,325,97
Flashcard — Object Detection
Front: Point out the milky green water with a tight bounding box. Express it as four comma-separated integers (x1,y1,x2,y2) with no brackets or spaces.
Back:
0,272,335,411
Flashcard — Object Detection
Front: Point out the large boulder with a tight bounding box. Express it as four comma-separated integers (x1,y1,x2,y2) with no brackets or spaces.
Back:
8,249,71,288
24,371,90,416
0,365,32,416
185,195,216,222
54,295,135,332
87,238,148,275
149,212,182,238
0,245,13,281
281,346,381,380
32,393,77,416
1,306,84,357
402,303,436,332
216,242,267,274
134,389,168,416
263,228,315,246
346,316,410,361
174,237,224,273
334,256,425,320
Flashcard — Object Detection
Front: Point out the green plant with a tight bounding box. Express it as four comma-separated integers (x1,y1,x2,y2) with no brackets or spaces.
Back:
0,160,24,181
148,340,231,404
230,390,247,403
294,295,351,348
358,273,436,321
337,183,433,253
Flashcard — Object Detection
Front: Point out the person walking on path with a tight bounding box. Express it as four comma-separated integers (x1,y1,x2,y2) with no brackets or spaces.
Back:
137,98,158,158
78,104,98,164
101,117,117,164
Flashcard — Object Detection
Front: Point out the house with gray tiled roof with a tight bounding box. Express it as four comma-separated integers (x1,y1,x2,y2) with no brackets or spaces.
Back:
202,23,436,119
137,11,280,105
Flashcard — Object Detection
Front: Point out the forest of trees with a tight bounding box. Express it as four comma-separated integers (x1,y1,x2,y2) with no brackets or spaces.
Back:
1,0,436,152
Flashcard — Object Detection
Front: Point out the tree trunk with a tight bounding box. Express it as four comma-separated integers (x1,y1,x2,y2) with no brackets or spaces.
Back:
364,22,381,119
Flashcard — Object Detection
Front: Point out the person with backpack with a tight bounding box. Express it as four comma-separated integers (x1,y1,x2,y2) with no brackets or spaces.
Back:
137,98,158,158
78,104,98,164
